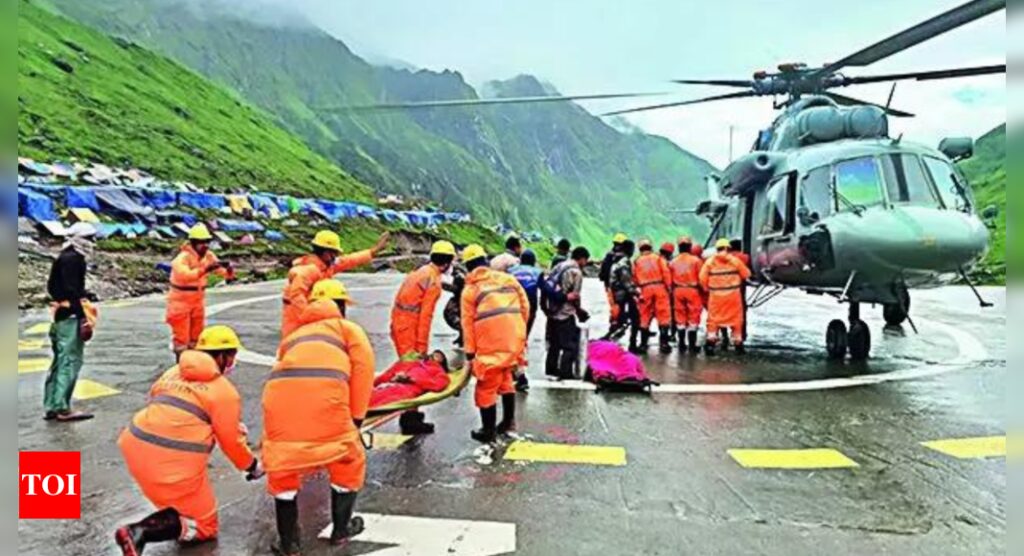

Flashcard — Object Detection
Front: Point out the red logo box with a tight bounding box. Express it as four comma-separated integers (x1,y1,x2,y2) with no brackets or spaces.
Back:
19,451,81,519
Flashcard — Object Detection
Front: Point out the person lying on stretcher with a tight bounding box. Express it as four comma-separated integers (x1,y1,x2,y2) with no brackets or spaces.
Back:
371,351,451,435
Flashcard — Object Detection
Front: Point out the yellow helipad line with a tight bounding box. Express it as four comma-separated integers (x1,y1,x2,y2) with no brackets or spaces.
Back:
728,448,859,469
504,441,627,466
72,379,121,400
24,323,51,336
103,300,139,309
18,358,51,374
921,436,1005,459
18,339,46,352
371,433,413,451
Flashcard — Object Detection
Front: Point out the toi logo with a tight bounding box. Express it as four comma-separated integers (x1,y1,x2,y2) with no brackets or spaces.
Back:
19,452,81,519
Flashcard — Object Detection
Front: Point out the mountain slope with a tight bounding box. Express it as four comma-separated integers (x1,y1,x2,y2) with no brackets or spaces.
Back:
44,0,714,249
958,123,1005,283
18,0,372,202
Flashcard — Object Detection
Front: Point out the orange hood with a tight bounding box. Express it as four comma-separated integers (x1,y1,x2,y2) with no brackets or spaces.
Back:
178,350,221,382
300,299,343,325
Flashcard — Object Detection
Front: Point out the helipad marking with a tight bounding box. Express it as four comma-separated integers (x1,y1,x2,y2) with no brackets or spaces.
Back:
728,448,859,469
18,339,46,352
371,433,413,450
317,513,516,555
24,323,51,336
18,358,51,374
921,436,1005,459
214,292,991,394
504,440,627,466
72,379,121,400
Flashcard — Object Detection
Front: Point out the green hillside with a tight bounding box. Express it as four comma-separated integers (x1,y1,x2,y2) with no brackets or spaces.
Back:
43,0,715,250
18,0,372,202
958,123,1005,283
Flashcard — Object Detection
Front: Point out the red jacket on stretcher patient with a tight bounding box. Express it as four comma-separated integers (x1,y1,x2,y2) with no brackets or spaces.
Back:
370,351,451,408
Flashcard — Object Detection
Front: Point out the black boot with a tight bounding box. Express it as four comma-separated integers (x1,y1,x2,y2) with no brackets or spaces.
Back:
471,405,498,443
515,372,530,392
329,490,365,545
628,326,642,354
399,411,435,435
639,329,651,350
272,498,301,556
497,393,516,434
704,342,716,356
688,330,700,353
735,343,746,355
115,508,182,556
677,330,688,352
659,327,672,354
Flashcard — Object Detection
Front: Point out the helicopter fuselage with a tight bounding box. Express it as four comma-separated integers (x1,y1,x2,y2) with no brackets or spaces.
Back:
710,123,989,305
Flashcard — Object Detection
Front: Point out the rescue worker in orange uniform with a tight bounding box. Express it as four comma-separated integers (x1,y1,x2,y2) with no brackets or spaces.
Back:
280,230,389,342
700,239,752,355
165,223,234,358
730,238,752,343
633,240,673,353
389,240,455,435
659,242,677,341
115,325,261,556
263,279,374,555
460,245,530,443
669,236,705,353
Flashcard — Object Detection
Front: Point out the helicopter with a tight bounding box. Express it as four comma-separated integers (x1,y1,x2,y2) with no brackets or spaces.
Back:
328,0,1005,360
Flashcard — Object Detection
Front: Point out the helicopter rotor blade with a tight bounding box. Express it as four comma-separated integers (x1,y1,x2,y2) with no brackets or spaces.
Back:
601,91,759,117
319,92,665,112
824,92,916,118
840,63,1006,86
814,0,1005,76
670,78,756,88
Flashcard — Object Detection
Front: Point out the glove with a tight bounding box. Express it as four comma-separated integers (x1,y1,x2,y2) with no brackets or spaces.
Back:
245,459,265,481
465,353,475,362
577,309,591,323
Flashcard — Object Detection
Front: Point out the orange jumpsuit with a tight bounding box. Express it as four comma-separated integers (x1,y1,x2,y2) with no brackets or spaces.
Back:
669,252,705,330
699,253,752,344
262,299,374,497
390,264,444,359
118,351,255,541
280,250,373,341
633,253,672,329
460,267,529,408
165,244,230,352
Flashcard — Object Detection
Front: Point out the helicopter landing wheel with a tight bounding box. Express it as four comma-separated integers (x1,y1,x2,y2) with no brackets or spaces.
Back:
883,286,910,327
848,319,871,361
826,319,848,360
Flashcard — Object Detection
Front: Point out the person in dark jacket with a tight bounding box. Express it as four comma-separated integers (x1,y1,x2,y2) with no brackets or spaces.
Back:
44,223,97,422
598,233,627,325
550,238,571,268
509,250,543,391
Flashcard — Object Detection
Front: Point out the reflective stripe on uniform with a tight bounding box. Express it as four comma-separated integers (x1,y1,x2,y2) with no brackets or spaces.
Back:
128,423,213,454
475,286,519,306
267,367,349,381
710,270,740,276
150,394,211,424
280,334,347,355
395,302,420,313
170,283,203,292
708,285,740,292
638,281,667,288
475,306,523,323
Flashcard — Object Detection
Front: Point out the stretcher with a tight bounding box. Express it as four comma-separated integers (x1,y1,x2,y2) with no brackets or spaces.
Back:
359,364,472,440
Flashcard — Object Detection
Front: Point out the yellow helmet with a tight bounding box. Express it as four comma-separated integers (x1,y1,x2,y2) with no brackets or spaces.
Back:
715,238,731,250
462,244,487,263
310,279,354,303
188,223,213,241
311,230,343,252
612,233,628,244
430,240,456,256
195,325,242,351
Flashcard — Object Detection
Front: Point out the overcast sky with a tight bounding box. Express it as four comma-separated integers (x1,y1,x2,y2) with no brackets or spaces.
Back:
285,0,1005,167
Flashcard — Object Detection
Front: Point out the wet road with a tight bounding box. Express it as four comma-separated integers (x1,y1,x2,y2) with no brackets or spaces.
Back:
17,276,1006,555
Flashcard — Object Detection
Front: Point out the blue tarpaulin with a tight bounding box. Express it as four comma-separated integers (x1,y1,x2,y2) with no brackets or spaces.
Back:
250,194,279,216
65,187,100,211
94,187,155,222
178,191,226,210
142,188,178,210
379,209,405,223
18,188,58,222
265,230,285,241
22,183,67,200
216,219,265,233
354,204,377,218
314,200,357,221
155,210,198,226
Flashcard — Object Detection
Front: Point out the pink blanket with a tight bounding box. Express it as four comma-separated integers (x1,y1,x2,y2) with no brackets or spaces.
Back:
587,340,648,383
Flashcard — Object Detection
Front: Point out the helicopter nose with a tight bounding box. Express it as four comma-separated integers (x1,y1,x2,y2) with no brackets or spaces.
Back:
859,207,989,272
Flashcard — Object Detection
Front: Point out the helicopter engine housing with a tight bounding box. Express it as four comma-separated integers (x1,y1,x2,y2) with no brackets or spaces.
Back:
796,106,845,144
844,105,888,139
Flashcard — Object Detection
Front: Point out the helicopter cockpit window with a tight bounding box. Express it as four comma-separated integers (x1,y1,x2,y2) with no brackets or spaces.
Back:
761,176,788,236
923,156,971,211
835,157,885,211
799,166,833,221
881,154,939,207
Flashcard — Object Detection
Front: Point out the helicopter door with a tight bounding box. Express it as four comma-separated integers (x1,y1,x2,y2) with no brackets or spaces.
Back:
756,172,800,280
